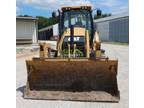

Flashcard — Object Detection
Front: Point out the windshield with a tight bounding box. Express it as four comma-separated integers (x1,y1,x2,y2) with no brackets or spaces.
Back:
62,10,92,35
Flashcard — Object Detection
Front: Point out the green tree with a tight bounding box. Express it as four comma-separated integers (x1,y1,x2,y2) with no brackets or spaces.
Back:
17,15,32,17
94,13,112,19
36,16,59,29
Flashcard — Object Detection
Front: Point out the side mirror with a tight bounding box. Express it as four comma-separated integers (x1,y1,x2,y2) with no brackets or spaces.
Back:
52,10,61,18
97,9,102,16
52,11,57,18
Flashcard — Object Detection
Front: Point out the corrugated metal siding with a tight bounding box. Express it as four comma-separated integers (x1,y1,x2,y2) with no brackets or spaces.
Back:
16,19,37,44
109,17,129,42
96,22,109,41
94,16,129,42
38,24,59,40
16,20,35,39
38,28,53,40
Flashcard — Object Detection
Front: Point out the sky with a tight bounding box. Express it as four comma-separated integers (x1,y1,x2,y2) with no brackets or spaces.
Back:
16,0,129,17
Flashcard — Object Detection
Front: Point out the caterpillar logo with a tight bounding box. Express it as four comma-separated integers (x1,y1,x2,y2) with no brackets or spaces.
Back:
68,37,80,41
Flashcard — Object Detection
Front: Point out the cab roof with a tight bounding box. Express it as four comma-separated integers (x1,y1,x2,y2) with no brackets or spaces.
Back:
61,6,92,11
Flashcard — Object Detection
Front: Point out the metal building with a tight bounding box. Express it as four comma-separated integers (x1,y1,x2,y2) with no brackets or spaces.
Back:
94,14,129,42
16,17,38,44
38,23,59,41
38,14,129,43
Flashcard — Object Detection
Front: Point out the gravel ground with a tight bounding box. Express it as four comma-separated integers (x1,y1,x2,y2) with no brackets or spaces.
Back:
16,45,39,58
16,43,129,108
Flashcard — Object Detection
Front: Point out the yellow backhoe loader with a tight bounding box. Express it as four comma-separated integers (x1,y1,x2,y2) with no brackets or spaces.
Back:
24,6,120,102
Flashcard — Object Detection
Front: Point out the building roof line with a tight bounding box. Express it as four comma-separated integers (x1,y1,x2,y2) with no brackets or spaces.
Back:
94,13,129,23
39,23,58,32
16,16,38,20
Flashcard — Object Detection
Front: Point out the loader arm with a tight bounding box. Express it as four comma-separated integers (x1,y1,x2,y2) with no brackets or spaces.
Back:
56,27,90,58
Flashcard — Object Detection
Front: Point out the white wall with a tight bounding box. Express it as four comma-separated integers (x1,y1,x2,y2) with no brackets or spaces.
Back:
16,19,37,43
53,23,59,36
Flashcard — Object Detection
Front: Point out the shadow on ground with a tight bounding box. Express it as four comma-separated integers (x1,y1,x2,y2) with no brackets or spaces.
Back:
17,85,26,97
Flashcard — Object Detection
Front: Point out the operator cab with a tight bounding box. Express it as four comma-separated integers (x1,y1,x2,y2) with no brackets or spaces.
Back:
60,6,94,41
59,6,94,57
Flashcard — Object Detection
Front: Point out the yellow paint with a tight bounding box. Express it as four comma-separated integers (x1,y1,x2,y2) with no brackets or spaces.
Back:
85,30,90,58
57,27,87,57
61,6,92,11
93,32,101,51
96,50,102,57
64,27,86,36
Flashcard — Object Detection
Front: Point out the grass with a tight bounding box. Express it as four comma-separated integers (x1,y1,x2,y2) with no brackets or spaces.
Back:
102,41,129,45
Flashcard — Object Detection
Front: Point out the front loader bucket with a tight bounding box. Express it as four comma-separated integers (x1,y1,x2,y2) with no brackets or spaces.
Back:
24,58,120,102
